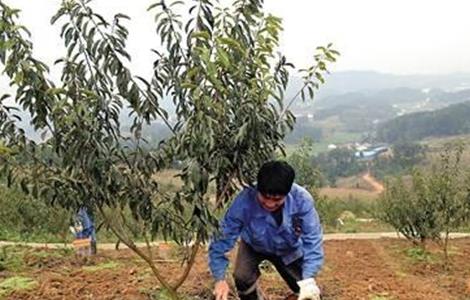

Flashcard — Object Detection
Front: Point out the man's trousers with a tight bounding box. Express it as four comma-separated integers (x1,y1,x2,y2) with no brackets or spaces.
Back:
233,240,303,300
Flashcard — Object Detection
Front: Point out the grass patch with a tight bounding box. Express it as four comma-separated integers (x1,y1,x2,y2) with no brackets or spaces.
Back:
319,187,379,202
0,245,74,273
316,196,376,225
83,261,120,272
404,247,435,263
0,276,37,297
0,229,70,244
29,247,73,259
0,246,26,273
340,220,360,233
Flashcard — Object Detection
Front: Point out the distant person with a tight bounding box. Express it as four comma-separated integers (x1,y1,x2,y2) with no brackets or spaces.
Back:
209,161,323,300
70,207,97,255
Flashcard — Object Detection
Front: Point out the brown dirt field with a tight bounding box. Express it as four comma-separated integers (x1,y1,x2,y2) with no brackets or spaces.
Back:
335,175,376,192
320,173,384,202
3,239,470,300
318,187,378,202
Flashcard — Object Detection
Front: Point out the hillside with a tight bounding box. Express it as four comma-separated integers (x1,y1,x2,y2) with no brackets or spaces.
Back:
12,71,470,145
376,101,470,143
286,71,470,99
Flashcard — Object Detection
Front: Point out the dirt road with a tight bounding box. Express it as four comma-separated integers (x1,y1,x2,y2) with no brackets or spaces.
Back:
362,172,384,193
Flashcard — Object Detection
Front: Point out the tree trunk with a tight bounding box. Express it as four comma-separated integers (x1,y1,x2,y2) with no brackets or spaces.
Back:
443,231,450,271
172,233,202,290
98,206,180,299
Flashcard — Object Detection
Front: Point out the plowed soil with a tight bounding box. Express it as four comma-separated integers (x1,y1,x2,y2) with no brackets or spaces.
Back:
4,238,470,300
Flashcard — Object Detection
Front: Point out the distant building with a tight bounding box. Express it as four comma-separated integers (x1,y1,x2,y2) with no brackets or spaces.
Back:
355,145,389,161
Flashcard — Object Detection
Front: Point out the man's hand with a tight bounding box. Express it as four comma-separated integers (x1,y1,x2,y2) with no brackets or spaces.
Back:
213,280,230,300
297,278,321,300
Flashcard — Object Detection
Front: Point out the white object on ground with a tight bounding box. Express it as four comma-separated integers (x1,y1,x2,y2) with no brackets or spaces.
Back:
297,278,321,300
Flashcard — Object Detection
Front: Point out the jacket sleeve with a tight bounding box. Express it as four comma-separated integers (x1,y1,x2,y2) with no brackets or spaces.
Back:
208,192,246,281
298,191,324,279
78,207,94,229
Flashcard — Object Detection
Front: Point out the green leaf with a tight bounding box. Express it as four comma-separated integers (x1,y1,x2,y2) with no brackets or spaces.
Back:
115,13,131,20
217,37,245,55
181,82,198,89
170,1,184,7
217,47,231,69
147,2,161,11
191,31,210,40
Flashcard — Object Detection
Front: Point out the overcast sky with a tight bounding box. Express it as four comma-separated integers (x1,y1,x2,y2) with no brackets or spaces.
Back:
4,0,470,77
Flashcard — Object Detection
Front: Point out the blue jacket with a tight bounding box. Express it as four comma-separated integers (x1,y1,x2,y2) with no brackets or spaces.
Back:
74,207,96,241
208,184,324,281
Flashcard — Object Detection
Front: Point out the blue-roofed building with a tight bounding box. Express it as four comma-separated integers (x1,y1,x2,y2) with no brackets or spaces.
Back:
355,145,389,161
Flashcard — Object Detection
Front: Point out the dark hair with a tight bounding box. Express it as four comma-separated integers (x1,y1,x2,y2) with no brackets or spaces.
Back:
257,160,295,196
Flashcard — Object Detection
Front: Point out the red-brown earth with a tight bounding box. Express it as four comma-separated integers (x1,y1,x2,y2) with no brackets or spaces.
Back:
3,238,470,300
